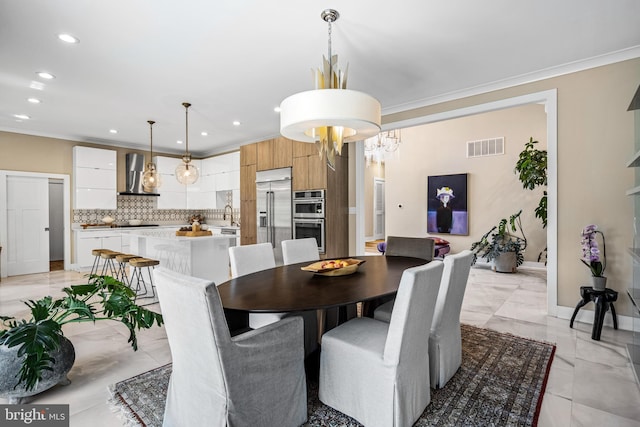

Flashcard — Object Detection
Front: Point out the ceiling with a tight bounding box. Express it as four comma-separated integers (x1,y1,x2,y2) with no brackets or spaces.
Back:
1,1,639,157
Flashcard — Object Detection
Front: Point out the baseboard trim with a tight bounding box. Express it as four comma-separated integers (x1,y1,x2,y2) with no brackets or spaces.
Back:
555,304,633,332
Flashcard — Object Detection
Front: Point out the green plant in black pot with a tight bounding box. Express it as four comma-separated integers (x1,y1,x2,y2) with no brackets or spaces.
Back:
470,210,527,273
0,275,163,402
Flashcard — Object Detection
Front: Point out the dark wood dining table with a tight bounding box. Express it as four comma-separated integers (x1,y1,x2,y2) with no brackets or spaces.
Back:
217,255,427,326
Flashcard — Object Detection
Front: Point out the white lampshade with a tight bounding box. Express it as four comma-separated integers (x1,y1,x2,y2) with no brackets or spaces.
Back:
280,89,381,143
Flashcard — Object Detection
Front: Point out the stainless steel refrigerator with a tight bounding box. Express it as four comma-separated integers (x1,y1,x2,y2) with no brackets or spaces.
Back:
256,167,292,264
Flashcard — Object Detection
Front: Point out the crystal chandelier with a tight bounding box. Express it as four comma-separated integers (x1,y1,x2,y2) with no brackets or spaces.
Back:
175,102,199,185
364,129,402,165
280,9,381,170
142,120,162,192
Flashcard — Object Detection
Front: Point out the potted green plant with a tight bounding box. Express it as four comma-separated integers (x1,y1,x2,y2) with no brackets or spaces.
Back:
0,275,163,404
470,210,527,273
514,137,547,262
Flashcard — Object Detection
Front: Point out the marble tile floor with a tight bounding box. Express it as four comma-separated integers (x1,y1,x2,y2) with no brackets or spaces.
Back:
0,265,639,426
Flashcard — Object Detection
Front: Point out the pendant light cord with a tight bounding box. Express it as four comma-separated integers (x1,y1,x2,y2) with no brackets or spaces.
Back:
147,120,155,160
182,102,191,156
327,16,332,73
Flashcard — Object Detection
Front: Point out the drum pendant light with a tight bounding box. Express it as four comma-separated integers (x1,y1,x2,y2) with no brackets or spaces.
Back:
175,102,199,185
142,120,162,191
279,9,381,169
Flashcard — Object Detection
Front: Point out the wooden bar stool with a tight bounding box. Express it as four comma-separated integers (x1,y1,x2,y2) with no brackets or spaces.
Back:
100,250,121,278
90,249,113,278
115,253,139,284
129,258,160,298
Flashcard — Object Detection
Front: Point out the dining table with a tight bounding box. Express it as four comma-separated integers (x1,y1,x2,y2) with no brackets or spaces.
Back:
217,255,428,332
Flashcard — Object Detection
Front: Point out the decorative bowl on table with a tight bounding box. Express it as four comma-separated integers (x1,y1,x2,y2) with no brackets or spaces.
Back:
301,258,365,276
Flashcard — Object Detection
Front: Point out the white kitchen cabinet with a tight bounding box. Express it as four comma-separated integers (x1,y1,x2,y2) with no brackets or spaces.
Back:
154,156,187,209
73,146,117,209
74,146,116,170
75,189,118,210
74,230,122,269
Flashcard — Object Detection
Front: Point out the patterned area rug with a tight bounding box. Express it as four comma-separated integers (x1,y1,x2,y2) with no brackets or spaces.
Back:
108,324,555,426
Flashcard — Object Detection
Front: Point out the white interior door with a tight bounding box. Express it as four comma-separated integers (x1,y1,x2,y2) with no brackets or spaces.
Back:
373,178,385,240
7,176,50,275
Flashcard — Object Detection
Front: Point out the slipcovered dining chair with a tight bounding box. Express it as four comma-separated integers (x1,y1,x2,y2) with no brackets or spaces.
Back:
229,242,317,356
385,235,435,261
428,249,473,388
281,237,320,265
374,250,474,389
153,267,307,427
364,235,435,316
319,261,444,427
282,238,320,351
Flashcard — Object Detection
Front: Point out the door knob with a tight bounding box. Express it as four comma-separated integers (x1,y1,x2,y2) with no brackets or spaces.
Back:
44,227,50,231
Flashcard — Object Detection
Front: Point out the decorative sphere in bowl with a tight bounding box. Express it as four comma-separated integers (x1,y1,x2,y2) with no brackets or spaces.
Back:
102,216,114,224
128,219,143,226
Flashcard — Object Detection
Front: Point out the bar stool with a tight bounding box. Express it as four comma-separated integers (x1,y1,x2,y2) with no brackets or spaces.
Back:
90,249,112,278
100,250,121,278
115,253,139,284
129,258,160,298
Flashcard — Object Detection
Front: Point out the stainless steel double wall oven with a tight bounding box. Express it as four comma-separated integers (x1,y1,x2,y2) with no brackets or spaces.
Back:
292,189,325,254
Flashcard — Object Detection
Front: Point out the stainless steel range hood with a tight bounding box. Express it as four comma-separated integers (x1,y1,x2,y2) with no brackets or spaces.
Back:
118,153,159,196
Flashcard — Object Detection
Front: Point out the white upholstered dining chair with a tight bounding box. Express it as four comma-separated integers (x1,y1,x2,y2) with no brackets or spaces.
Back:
428,249,473,388
319,261,444,427
229,242,317,356
229,243,281,329
374,250,474,389
153,267,307,427
281,238,320,265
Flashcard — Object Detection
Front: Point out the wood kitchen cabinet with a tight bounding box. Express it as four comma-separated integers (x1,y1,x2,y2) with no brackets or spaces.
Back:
292,152,327,191
241,143,257,166
256,137,293,171
239,136,348,258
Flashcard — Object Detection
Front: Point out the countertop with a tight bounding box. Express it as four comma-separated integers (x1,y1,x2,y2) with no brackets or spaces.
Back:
127,229,237,240
72,224,240,232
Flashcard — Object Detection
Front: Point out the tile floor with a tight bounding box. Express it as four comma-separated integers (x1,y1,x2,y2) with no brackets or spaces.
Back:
0,264,639,426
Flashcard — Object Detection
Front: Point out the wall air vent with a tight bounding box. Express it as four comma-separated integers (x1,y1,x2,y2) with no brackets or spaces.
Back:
467,137,504,158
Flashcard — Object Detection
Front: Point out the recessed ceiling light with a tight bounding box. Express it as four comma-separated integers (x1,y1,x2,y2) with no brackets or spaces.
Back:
274,106,281,113
57,33,79,44
13,114,30,120
37,72,55,80
233,121,241,126
177,140,184,144
109,129,118,134
27,98,41,104
30,81,45,90
201,131,208,136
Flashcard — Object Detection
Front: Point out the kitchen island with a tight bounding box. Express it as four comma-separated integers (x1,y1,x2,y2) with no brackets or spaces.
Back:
128,229,236,285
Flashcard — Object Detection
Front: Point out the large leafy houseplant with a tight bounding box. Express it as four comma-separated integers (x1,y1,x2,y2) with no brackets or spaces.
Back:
470,210,527,270
514,137,547,261
0,276,163,391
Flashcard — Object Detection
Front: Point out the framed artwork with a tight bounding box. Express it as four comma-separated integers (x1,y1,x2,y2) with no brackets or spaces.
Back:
427,173,468,235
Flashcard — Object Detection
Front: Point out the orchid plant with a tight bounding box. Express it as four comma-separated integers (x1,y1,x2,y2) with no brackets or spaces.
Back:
580,224,606,277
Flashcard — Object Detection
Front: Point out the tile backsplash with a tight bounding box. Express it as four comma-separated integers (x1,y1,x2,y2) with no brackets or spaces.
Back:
73,195,240,225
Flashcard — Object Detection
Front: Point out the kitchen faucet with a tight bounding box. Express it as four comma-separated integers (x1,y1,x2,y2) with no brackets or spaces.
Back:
223,204,234,226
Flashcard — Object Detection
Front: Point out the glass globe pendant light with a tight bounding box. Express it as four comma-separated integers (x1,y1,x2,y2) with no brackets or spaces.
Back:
142,120,162,192
175,102,199,185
